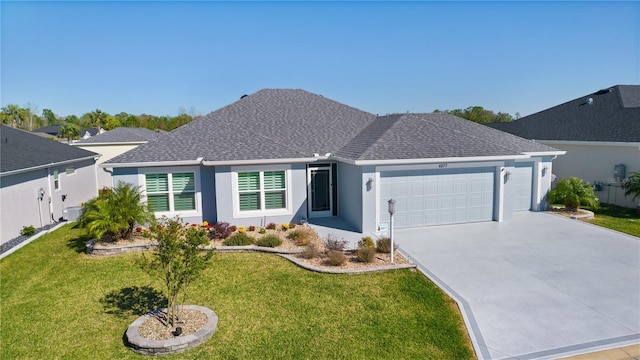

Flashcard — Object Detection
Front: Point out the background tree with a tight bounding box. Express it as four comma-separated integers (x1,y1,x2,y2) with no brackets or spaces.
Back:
78,181,154,241
548,177,599,211
1,104,25,128
140,217,214,329
623,172,640,203
434,106,514,123
42,109,58,125
59,123,80,143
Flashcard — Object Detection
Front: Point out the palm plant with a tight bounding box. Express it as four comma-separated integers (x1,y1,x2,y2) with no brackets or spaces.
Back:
79,181,153,241
623,172,640,202
548,177,599,212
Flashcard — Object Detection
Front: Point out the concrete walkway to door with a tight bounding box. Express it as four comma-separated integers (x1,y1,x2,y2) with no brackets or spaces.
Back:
396,212,640,360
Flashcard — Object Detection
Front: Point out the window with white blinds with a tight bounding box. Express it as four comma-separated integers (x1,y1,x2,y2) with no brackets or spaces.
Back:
237,170,286,212
145,172,195,212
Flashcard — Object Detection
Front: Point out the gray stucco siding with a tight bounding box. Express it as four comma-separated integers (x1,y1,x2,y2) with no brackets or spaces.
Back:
336,163,364,232
1,159,98,245
214,163,307,227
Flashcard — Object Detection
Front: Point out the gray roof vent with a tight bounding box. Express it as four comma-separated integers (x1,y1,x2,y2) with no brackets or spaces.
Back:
586,98,593,105
594,88,612,95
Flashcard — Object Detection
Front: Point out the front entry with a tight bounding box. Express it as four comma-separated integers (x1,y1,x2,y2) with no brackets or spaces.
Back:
308,166,333,217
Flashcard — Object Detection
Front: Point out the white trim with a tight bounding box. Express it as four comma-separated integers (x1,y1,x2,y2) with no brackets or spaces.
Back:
230,164,293,218
374,171,381,230
522,151,566,156
536,140,640,147
0,155,99,177
204,157,321,166
138,166,202,218
337,154,533,166
375,161,504,172
103,158,203,168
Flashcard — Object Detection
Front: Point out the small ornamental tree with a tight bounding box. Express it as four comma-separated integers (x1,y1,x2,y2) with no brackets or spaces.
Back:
623,172,640,203
548,177,599,212
140,217,214,328
78,181,153,241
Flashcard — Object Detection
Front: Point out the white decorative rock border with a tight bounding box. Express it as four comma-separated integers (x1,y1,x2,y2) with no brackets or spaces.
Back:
126,305,218,356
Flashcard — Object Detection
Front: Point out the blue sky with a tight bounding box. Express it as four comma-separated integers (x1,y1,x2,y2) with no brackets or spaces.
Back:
1,1,638,118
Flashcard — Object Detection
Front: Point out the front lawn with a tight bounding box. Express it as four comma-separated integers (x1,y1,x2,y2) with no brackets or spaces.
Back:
0,225,475,359
585,203,640,237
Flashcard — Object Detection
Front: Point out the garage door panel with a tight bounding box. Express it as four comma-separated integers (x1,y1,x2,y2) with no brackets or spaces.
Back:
380,167,495,228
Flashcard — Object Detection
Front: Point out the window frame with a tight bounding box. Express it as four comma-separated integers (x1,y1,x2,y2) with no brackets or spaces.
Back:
53,169,60,190
140,166,200,216
232,165,292,218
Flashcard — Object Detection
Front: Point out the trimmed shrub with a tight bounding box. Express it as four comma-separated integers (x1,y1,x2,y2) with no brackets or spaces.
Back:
20,225,36,237
208,222,234,240
326,250,347,266
223,232,254,246
258,228,266,234
281,223,290,231
300,243,319,259
356,247,376,263
357,236,375,248
324,234,348,251
266,222,277,230
248,225,256,232
256,234,282,247
376,237,398,253
287,228,313,246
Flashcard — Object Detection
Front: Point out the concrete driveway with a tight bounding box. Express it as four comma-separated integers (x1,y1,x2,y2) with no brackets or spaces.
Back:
396,212,640,360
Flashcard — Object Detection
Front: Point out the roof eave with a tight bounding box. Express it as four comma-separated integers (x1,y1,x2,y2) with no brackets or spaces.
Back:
0,154,100,177
72,141,147,146
102,158,204,168
336,154,548,166
202,157,324,166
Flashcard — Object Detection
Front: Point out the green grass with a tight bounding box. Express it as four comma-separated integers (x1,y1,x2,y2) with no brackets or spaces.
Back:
0,224,475,359
585,203,640,237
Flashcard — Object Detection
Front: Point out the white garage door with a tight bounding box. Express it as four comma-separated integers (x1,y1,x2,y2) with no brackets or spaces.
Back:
379,167,495,228
512,163,533,211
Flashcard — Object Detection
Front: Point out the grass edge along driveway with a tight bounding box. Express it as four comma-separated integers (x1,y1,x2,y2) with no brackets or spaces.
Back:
0,224,475,359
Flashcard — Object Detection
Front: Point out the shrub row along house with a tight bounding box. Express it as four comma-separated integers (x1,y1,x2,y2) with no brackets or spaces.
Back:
487,85,640,208
104,89,564,234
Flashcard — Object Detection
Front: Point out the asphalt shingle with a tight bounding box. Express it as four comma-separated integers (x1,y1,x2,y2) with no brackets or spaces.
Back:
486,85,640,142
1,125,98,173
75,127,166,144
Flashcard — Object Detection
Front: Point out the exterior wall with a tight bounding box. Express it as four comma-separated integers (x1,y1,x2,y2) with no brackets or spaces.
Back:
336,162,364,232
1,159,98,245
77,144,141,189
540,142,640,208
214,163,307,227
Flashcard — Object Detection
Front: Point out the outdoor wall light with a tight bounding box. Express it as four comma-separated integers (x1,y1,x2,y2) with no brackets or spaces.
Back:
542,166,549,177
505,171,512,181
366,178,374,191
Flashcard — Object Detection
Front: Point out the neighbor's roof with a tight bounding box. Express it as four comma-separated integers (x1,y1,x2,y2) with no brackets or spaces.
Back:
336,113,558,161
1,125,98,174
486,85,640,142
33,125,101,137
75,127,166,144
106,88,561,166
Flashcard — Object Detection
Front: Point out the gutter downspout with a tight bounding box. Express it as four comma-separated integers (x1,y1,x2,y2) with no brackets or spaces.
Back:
47,165,54,225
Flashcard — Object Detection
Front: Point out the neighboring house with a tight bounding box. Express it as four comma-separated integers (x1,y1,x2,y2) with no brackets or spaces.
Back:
72,127,166,189
104,89,563,234
0,125,100,245
32,125,103,141
487,85,640,208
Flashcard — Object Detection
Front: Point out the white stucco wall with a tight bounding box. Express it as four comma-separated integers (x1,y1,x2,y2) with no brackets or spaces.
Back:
0,159,98,245
540,141,640,208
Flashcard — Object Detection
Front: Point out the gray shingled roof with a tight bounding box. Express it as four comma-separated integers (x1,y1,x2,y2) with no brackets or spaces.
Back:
486,85,640,142
1,125,98,174
336,113,558,160
109,89,377,163
75,127,166,144
107,89,560,165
